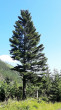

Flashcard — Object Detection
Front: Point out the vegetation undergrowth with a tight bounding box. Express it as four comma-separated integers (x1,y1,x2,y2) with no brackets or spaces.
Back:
0,98,61,110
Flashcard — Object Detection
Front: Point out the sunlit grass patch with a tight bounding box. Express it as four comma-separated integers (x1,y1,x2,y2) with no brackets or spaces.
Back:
0,98,61,110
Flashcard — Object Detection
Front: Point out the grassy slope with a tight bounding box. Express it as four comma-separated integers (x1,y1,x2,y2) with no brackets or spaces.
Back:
0,60,22,84
0,99,61,110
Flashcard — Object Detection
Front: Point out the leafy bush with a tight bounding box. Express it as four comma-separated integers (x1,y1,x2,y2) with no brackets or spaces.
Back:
0,81,22,101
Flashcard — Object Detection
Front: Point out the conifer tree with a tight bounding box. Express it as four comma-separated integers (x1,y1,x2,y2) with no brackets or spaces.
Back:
9,10,47,99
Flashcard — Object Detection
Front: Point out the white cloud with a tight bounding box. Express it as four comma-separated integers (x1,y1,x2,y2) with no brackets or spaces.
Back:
0,55,20,66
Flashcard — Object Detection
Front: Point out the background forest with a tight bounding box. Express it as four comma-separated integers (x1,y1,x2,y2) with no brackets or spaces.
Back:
0,60,61,102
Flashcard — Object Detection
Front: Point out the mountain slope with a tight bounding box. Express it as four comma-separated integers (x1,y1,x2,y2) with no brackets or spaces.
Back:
0,60,22,83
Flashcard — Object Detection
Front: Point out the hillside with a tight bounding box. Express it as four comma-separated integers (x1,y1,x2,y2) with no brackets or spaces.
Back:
0,60,22,83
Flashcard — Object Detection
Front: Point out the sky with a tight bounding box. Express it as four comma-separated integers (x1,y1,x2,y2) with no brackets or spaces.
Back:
0,0,61,73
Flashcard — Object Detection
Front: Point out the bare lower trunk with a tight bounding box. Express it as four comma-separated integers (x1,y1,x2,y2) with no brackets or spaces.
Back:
22,76,26,100
37,90,38,99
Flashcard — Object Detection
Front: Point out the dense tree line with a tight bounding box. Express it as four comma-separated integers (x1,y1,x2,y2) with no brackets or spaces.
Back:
0,69,61,102
0,79,22,101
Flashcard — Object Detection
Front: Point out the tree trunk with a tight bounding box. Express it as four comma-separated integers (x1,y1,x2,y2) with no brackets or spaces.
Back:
37,90,38,99
22,76,26,100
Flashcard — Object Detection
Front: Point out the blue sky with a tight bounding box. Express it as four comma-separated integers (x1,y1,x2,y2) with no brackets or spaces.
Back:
0,0,61,72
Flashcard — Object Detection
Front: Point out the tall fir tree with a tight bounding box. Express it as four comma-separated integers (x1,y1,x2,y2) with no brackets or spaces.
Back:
9,10,47,99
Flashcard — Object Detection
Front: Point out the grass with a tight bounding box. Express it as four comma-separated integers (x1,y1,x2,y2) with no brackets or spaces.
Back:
0,98,61,110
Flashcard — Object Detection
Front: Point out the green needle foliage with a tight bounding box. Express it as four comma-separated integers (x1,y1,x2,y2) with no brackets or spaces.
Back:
9,10,47,99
